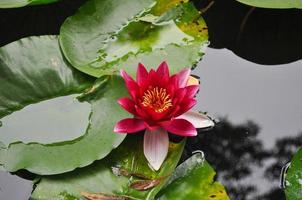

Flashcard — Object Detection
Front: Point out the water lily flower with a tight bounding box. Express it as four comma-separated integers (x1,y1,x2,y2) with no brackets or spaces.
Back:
114,62,214,171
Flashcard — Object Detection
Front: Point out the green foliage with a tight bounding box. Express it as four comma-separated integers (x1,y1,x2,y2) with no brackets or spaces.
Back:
156,153,230,200
0,36,132,175
0,0,58,8
30,135,185,200
285,147,302,200
235,0,302,9
59,0,208,78
0,36,94,145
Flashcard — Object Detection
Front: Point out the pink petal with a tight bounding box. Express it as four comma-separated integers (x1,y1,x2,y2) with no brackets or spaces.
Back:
120,70,139,99
162,119,197,136
185,85,199,98
176,68,191,88
120,69,134,83
156,61,169,78
135,105,149,119
114,118,146,133
175,98,197,117
176,111,214,129
117,97,136,115
137,63,148,86
144,128,169,171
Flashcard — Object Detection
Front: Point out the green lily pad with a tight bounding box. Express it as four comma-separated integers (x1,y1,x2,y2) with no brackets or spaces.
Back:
0,94,91,146
30,135,185,200
156,153,230,200
0,36,132,175
235,0,302,9
0,0,59,8
59,0,208,78
0,36,93,145
285,147,302,200
0,75,130,175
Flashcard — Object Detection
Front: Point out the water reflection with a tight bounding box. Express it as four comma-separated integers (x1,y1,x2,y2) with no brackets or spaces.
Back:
184,118,302,199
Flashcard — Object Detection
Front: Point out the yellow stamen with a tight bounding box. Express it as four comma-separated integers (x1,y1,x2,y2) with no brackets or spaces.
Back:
142,86,172,113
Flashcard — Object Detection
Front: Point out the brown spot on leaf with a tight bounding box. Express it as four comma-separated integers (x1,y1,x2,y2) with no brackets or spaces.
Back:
130,179,162,191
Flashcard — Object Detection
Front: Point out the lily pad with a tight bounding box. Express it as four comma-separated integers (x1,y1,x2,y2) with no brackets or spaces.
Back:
59,0,208,78
0,0,59,8
0,36,131,175
235,0,302,9
30,135,185,200
156,153,230,200
0,36,93,145
0,75,130,175
0,94,91,146
285,147,302,200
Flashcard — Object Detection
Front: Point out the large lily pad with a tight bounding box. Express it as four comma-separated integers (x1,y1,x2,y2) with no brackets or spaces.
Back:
0,36,132,175
0,75,130,175
0,36,94,145
0,0,59,8
235,0,302,9
285,147,302,200
59,0,208,78
30,135,185,200
0,94,91,146
156,153,230,200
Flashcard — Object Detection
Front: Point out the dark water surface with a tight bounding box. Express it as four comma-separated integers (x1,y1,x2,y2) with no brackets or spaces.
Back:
1,0,302,199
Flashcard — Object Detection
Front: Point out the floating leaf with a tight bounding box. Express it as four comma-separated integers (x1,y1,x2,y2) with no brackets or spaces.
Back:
156,153,230,200
0,0,59,8
285,147,302,200
0,75,130,175
235,0,302,9
0,36,131,175
59,0,208,78
30,135,185,200
0,36,93,145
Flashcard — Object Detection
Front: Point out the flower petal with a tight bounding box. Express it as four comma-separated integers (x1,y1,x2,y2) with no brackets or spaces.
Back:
176,111,215,129
175,98,197,117
137,63,148,86
156,61,169,78
176,68,191,88
185,85,199,98
120,70,139,99
162,119,197,136
144,128,169,171
114,118,146,133
117,97,136,115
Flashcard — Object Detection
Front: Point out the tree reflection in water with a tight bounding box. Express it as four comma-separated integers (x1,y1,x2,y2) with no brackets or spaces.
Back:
182,118,302,200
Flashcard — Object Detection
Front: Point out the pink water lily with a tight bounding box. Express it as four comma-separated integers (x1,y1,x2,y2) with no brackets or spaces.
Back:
114,62,214,170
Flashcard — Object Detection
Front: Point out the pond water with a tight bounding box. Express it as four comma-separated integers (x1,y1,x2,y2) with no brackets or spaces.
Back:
0,0,302,199
191,48,302,200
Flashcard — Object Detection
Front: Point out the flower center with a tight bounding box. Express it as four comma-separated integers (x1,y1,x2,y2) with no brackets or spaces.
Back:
142,86,172,113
